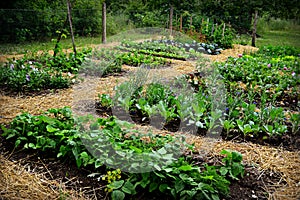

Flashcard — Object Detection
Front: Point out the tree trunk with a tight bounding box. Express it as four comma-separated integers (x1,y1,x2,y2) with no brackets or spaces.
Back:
102,2,106,44
67,0,76,55
252,10,258,47
169,5,173,36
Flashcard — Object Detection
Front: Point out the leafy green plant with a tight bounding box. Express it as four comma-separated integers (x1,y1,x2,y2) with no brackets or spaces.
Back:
0,59,75,93
1,107,94,168
106,149,244,200
98,94,113,108
219,150,245,180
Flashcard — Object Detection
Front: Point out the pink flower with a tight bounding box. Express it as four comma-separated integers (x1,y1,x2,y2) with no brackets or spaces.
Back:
292,72,296,76
283,66,287,70
238,54,243,58
267,64,271,68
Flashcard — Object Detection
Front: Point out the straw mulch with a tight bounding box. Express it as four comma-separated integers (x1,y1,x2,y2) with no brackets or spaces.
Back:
207,44,259,62
0,154,87,200
0,44,299,200
209,140,299,200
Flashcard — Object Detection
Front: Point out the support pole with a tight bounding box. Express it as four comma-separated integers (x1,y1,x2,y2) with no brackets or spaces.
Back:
169,5,173,36
67,0,76,55
252,10,258,47
102,2,106,44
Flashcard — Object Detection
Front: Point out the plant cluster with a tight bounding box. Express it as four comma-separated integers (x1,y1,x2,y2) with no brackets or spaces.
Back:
105,149,244,200
81,49,123,76
0,48,91,93
215,46,299,137
0,59,74,93
1,107,245,200
118,51,168,67
190,19,235,49
96,46,299,140
120,39,222,56
1,107,94,168
98,74,222,133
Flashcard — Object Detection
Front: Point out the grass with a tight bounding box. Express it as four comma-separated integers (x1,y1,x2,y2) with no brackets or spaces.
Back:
235,17,300,49
256,29,300,48
0,36,103,55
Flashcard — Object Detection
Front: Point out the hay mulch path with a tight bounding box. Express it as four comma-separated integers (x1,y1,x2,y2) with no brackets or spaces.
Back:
1,44,299,200
0,154,87,200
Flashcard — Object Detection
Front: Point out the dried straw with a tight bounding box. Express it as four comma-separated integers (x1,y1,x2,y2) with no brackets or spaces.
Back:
186,136,300,200
0,154,87,200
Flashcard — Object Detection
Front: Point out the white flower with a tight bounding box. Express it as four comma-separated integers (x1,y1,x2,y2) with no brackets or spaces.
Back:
31,66,38,72
28,61,33,65
72,79,76,83
67,72,72,77
21,65,25,69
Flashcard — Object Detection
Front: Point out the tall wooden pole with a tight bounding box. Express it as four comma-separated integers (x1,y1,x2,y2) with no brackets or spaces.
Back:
169,5,173,36
190,16,193,33
251,10,258,47
180,14,183,32
67,0,76,55
102,2,106,44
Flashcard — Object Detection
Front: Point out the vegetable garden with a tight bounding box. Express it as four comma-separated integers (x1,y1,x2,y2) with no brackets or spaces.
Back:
0,30,299,200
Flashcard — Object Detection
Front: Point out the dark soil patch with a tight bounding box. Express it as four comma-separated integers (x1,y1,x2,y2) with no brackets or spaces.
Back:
226,165,282,200
221,129,300,152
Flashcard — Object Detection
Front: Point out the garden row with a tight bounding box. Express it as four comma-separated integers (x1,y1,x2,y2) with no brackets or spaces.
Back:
1,107,244,200
0,39,220,93
95,45,299,149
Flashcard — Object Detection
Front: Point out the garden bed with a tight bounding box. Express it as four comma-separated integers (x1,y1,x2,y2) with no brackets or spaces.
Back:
0,43,299,200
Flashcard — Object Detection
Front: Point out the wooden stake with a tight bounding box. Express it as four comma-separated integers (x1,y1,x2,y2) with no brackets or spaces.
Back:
206,18,209,32
180,14,183,32
102,2,106,44
252,10,258,47
222,23,226,38
169,5,173,36
67,0,76,55
190,16,193,33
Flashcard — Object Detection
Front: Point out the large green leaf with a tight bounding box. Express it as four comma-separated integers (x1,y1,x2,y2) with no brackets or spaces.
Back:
109,180,125,190
111,190,125,200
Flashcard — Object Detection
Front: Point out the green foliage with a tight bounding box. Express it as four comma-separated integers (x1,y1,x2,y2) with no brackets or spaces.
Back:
220,150,244,180
106,150,244,200
80,116,187,172
82,48,122,76
198,18,235,48
1,107,94,168
118,51,168,67
0,0,102,43
0,48,91,93
217,46,299,138
0,59,74,93
254,46,300,58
